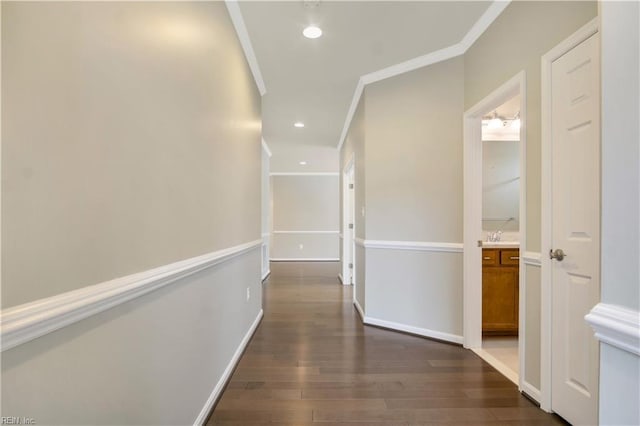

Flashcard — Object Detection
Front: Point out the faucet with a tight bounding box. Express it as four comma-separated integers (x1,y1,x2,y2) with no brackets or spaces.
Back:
487,217,514,242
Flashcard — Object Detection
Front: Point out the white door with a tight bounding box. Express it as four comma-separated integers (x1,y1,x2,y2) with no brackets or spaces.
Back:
347,166,355,285
343,162,355,286
550,33,600,425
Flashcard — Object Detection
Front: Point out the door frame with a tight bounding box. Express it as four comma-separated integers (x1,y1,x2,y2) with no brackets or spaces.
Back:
463,71,527,387
540,17,599,413
342,154,355,286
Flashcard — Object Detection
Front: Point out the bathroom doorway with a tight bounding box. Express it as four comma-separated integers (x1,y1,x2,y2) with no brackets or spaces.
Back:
479,94,521,384
463,72,526,389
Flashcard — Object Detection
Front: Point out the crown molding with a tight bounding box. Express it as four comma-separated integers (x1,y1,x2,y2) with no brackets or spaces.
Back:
336,0,511,149
225,0,267,96
261,138,272,157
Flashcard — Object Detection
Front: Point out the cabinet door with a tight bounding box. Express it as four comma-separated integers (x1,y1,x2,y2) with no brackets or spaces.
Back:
482,266,519,333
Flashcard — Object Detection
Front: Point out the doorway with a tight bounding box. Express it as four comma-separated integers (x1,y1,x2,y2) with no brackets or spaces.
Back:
463,72,526,389
342,156,355,287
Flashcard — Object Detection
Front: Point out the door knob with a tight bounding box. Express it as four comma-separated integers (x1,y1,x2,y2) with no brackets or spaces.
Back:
549,248,565,261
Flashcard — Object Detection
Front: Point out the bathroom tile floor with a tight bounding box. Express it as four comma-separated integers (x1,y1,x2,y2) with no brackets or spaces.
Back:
482,337,519,375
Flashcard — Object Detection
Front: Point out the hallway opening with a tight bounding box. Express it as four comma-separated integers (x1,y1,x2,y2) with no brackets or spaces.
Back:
209,262,564,425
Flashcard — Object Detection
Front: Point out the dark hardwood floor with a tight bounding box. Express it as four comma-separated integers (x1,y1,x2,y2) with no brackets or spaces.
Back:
208,261,564,425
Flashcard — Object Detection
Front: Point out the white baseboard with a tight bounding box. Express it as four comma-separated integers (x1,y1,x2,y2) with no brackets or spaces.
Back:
270,258,339,262
353,299,365,320
1,240,262,352
521,380,541,404
472,347,519,386
261,270,271,281
193,309,263,426
362,315,463,345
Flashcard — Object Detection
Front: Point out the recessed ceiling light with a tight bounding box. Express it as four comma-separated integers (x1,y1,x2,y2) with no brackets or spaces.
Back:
294,122,305,128
303,26,322,39
299,161,307,165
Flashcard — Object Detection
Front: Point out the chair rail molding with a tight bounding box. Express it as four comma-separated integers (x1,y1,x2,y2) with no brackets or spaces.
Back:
0,239,262,352
360,239,463,253
272,230,340,234
585,303,640,356
522,251,542,266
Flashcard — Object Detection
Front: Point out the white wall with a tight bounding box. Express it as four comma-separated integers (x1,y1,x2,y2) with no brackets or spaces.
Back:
1,2,262,423
598,2,640,424
270,175,339,260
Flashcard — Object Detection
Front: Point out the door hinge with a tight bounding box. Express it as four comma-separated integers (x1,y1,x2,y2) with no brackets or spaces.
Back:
349,183,354,189
348,263,353,269
348,223,354,229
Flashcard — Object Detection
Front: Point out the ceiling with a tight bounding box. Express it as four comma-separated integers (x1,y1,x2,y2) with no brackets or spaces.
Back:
238,1,493,149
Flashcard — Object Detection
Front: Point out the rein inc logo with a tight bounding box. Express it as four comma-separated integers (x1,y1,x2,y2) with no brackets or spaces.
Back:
1,418,35,425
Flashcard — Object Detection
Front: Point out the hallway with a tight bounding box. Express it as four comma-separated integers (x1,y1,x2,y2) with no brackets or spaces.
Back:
209,262,564,425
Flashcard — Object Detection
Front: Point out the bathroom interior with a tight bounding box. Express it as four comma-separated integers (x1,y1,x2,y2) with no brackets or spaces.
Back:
481,94,521,381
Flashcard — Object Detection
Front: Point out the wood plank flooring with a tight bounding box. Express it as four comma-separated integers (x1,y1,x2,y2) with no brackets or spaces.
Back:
208,261,565,425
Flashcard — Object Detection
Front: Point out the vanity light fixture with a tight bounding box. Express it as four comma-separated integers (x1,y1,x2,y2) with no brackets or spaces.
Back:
299,161,307,165
511,112,521,130
488,111,504,129
294,122,305,128
303,26,322,39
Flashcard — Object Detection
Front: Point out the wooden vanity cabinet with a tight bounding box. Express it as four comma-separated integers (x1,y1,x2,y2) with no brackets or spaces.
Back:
482,248,519,335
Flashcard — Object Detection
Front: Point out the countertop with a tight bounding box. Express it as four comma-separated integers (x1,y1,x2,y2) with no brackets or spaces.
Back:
482,241,520,249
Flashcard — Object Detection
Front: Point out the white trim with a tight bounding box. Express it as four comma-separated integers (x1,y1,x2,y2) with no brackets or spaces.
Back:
354,237,366,248
472,348,518,386
261,233,270,239
336,1,510,149
338,274,344,285
458,1,511,50
353,299,365,320
521,381,542,404
361,44,465,89
269,258,339,262
272,230,339,235
463,71,526,355
261,270,271,282
540,17,599,412
224,1,266,96
361,239,463,253
585,303,640,356
337,79,365,151
522,251,542,267
261,139,272,158
338,234,344,239
193,309,263,426
0,240,262,352
269,172,339,177
363,315,463,345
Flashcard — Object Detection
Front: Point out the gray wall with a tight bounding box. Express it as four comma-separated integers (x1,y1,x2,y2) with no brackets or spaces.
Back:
464,0,597,390
339,0,598,390
362,56,465,336
599,2,640,425
465,1,598,253
271,175,339,260
1,2,262,423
